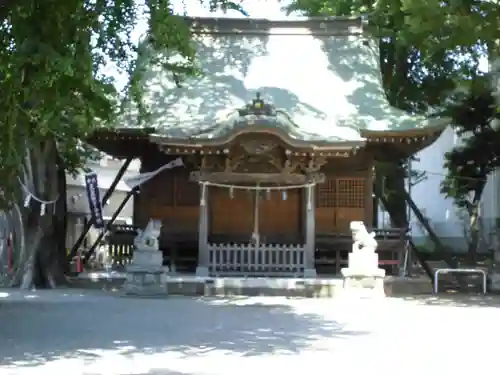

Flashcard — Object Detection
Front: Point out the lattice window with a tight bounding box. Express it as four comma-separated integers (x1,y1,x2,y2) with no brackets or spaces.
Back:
316,178,336,208
336,178,365,208
175,171,199,206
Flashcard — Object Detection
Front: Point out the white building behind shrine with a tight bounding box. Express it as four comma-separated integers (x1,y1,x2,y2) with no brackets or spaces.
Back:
397,54,500,252
379,127,500,252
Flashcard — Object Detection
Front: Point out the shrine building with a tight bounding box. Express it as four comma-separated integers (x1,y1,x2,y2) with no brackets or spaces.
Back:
88,16,449,277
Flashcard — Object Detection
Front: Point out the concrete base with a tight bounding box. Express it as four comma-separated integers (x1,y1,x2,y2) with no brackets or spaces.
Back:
71,272,432,297
303,268,317,278
122,267,168,297
196,266,209,277
341,267,386,298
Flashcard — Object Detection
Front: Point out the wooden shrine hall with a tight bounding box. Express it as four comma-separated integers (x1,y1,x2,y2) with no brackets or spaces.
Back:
87,16,449,277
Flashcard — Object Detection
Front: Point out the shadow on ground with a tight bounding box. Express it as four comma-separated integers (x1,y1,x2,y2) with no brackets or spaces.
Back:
0,290,368,371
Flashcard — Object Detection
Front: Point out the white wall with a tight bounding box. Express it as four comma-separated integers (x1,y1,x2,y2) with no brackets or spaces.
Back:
384,126,500,251
66,156,139,216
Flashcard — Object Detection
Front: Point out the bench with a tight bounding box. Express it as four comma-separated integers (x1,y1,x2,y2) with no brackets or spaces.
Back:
378,260,400,265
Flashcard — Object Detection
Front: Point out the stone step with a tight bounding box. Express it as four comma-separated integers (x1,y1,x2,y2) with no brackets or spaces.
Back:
69,273,433,297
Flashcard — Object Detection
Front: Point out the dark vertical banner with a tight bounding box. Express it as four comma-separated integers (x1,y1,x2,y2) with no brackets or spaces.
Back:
84,171,104,229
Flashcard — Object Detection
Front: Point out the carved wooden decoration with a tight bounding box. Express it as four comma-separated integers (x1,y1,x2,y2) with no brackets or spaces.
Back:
300,156,327,173
240,139,278,155
278,158,300,174
182,132,334,184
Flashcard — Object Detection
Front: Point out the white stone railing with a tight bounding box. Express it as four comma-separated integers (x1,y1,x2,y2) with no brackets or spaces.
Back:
208,243,306,276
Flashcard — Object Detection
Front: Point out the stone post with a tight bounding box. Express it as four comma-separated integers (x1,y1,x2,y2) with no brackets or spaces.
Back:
303,185,317,277
196,183,209,277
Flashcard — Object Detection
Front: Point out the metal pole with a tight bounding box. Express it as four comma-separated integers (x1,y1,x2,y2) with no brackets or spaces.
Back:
83,188,137,263
407,158,412,223
67,157,133,261
401,158,413,277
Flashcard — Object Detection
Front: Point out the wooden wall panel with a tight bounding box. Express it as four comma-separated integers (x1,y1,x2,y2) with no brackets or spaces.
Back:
210,187,253,235
135,168,199,233
316,208,336,233
174,170,199,206
259,189,301,236
149,206,199,233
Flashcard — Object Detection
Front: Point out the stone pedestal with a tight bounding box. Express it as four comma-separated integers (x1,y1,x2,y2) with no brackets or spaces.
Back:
122,219,168,297
123,266,168,296
122,248,168,296
341,252,386,298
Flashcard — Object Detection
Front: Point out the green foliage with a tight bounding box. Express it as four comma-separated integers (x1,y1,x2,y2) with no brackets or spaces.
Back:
441,76,500,209
288,0,500,229
286,0,499,111
0,0,243,206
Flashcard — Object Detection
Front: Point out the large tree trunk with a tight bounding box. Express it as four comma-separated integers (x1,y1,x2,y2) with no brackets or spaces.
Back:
376,160,408,228
9,139,68,289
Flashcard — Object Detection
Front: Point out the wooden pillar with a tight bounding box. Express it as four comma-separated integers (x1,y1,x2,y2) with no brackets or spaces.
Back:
304,184,317,277
196,183,209,276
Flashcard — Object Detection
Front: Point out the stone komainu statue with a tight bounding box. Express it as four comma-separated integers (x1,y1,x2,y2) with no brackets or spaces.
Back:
350,221,378,253
134,219,162,250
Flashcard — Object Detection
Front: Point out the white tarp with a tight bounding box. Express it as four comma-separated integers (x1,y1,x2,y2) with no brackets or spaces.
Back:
124,157,184,189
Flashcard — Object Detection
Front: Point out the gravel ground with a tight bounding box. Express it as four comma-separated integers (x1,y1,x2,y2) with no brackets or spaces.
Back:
0,289,499,375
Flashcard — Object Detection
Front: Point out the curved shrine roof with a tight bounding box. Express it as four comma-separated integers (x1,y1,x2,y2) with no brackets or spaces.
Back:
125,16,449,146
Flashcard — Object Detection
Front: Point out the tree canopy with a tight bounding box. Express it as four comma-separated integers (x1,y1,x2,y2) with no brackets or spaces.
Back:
441,77,500,210
287,0,499,111
0,0,243,206
0,0,245,287
287,0,500,229
439,75,500,259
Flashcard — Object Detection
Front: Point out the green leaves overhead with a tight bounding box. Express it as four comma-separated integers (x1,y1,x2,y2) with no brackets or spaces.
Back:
0,0,244,205
441,77,500,209
286,0,499,112
287,0,500,234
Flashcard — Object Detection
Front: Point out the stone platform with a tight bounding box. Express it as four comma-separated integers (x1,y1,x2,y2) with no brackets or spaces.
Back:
70,271,433,297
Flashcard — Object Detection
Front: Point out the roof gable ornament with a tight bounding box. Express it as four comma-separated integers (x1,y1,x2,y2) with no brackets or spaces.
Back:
238,92,277,117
